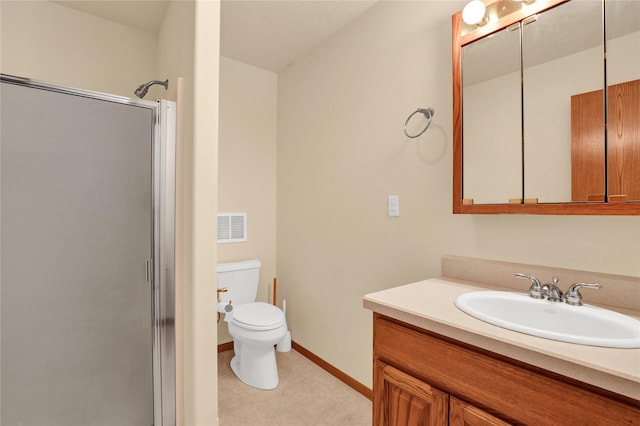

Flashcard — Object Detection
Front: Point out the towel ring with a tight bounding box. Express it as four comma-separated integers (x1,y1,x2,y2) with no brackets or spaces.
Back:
404,107,435,138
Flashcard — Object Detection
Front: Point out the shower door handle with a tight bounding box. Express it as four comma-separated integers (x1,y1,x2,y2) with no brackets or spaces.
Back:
145,258,152,283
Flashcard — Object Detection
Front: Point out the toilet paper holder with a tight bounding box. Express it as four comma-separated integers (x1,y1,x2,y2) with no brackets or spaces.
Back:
217,287,228,303
217,287,234,323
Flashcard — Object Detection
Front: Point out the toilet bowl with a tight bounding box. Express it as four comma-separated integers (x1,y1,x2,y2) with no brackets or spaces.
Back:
217,260,289,390
228,302,287,389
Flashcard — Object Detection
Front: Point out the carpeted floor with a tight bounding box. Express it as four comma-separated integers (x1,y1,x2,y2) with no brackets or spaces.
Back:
218,349,372,426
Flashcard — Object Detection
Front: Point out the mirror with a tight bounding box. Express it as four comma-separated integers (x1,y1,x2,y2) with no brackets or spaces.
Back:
523,0,603,203
453,0,640,214
462,22,522,205
605,0,640,202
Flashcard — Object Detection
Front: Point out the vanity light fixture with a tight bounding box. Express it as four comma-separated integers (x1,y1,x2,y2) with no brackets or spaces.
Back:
462,0,489,26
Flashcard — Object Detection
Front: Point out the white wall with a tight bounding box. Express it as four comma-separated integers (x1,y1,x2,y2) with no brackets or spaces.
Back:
277,0,640,390
218,56,278,343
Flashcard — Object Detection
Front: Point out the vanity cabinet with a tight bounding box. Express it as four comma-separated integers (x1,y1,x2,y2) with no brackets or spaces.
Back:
375,361,448,425
449,397,510,426
375,360,506,426
373,313,640,425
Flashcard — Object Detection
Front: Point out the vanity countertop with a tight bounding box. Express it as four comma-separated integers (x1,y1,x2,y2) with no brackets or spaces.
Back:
363,277,640,401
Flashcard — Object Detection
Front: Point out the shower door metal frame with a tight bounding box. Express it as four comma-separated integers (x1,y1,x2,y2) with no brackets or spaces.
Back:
0,74,176,426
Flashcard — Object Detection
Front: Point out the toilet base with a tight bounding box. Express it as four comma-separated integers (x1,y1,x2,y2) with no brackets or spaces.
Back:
230,340,280,390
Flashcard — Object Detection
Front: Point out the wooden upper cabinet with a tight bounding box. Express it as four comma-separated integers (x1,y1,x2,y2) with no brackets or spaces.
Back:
608,79,640,201
572,79,640,202
375,361,448,426
571,87,605,201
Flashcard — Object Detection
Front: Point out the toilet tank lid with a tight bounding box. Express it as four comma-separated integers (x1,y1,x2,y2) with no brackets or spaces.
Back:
217,259,261,273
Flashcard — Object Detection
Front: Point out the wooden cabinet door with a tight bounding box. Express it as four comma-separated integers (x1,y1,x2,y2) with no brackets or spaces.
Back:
449,397,512,426
571,79,640,201
608,79,640,201
571,88,605,201
374,361,448,426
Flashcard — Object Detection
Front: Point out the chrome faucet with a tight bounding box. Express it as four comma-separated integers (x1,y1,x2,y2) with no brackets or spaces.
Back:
542,276,564,302
516,273,603,306
564,282,602,306
515,273,545,299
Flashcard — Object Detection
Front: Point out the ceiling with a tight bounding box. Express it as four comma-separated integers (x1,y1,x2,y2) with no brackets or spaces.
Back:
53,0,377,72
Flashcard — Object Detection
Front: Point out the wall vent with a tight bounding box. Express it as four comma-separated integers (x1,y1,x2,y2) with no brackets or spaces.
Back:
217,213,247,243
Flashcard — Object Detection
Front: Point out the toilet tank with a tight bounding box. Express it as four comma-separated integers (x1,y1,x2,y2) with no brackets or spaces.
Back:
217,259,261,306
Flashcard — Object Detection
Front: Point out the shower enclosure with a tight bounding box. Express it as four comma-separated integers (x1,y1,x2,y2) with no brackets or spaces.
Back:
0,75,176,426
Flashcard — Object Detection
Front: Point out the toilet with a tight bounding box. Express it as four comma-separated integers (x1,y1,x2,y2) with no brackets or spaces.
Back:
217,259,288,390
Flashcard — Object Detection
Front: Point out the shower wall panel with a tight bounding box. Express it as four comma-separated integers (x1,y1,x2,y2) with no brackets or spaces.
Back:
1,81,155,425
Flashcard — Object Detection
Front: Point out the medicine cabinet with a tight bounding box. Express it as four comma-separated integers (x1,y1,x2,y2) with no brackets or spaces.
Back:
453,0,640,214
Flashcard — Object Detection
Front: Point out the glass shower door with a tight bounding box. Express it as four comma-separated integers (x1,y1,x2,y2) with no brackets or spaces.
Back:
1,80,156,425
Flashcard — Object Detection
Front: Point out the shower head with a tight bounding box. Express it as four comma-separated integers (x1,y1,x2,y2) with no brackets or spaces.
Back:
134,79,169,99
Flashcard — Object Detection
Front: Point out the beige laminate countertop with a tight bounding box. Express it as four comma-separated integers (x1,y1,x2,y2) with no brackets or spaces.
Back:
363,277,640,401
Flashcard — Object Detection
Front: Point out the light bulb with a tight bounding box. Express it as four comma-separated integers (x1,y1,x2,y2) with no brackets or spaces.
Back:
462,0,487,25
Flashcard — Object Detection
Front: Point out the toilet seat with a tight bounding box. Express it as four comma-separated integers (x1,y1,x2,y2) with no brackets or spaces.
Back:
231,302,285,331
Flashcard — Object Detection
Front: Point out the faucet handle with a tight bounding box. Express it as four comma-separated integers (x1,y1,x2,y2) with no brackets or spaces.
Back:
542,276,564,302
564,282,601,306
515,273,545,299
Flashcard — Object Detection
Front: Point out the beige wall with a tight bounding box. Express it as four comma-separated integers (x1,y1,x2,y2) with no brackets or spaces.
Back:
156,2,220,425
157,8,197,423
1,1,220,424
189,1,220,424
0,1,157,98
217,56,278,343
277,0,640,390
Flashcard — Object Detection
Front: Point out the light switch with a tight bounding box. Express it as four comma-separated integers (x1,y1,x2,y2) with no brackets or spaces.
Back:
388,195,400,217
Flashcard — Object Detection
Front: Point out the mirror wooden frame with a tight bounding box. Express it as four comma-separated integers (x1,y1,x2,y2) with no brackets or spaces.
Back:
452,0,640,215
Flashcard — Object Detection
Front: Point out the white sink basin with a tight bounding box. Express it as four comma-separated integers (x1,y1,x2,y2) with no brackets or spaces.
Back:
455,291,640,348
